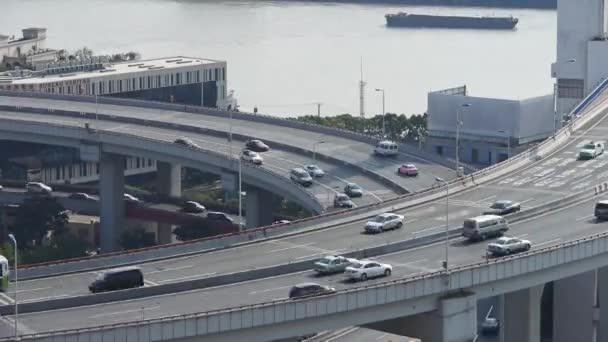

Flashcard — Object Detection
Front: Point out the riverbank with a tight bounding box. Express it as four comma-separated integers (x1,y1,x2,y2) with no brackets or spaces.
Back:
281,0,556,9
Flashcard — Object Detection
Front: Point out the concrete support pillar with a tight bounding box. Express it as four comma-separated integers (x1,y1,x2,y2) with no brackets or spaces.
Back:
596,267,608,342
99,153,125,252
365,292,477,342
501,284,543,342
553,271,596,342
156,161,181,198
245,188,274,229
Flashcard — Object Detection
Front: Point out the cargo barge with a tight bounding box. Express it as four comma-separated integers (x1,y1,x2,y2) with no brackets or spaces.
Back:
385,12,519,29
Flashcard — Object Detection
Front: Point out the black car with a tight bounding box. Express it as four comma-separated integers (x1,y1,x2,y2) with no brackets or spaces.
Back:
68,192,96,201
245,139,270,152
207,211,234,223
483,200,521,216
89,267,144,293
288,282,336,299
182,201,205,213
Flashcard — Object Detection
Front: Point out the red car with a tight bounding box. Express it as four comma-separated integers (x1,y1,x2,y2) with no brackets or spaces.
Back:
398,164,418,176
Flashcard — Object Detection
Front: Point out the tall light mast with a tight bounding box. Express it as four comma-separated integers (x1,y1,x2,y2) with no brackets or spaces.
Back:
359,57,366,118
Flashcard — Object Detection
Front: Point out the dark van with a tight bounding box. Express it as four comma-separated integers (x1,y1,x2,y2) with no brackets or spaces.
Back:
89,267,144,293
595,200,608,220
288,283,336,299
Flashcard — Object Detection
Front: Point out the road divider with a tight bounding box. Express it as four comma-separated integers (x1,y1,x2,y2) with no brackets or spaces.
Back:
0,186,596,315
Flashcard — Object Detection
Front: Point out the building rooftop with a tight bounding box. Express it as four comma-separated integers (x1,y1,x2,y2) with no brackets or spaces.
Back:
8,56,224,85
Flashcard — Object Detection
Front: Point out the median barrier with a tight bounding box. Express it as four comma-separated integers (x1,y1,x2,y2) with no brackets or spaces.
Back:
2,186,595,314
4,79,608,280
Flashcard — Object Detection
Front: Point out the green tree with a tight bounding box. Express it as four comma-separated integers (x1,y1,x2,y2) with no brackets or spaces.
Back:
19,233,88,264
12,196,68,247
120,227,156,250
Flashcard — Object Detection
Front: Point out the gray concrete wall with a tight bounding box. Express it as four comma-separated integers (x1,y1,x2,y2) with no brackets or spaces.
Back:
99,153,125,252
553,271,595,342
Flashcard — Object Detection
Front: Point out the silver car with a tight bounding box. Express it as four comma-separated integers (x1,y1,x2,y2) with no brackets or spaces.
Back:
344,260,392,281
487,237,531,256
364,213,404,234
304,165,325,177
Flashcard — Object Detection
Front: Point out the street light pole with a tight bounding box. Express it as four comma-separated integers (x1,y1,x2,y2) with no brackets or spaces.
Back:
228,110,233,158
455,103,471,177
375,88,385,137
8,234,17,341
435,178,449,273
554,58,577,133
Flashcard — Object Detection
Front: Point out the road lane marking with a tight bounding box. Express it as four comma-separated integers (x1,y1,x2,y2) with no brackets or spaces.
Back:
157,272,217,283
145,265,195,275
520,198,536,205
14,287,52,293
475,195,496,203
413,224,445,234
249,285,292,295
295,248,346,260
21,294,70,303
576,214,595,221
514,234,529,238
0,292,13,304
533,238,562,247
265,242,316,254
144,280,159,286
325,327,360,342
376,333,389,340
88,306,160,319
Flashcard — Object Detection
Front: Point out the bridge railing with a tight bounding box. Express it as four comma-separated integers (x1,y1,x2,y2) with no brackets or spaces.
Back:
7,200,608,341
5,77,608,274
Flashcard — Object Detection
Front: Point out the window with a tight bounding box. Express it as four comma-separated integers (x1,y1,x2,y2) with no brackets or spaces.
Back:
176,73,181,85
132,78,136,90
96,163,100,174
118,80,123,92
196,70,200,83
215,68,219,81
147,76,151,88
148,159,153,167
108,80,113,93
136,157,140,168
157,75,161,87
91,83,96,95
222,67,225,80
186,72,191,83
171,74,174,86
558,78,584,99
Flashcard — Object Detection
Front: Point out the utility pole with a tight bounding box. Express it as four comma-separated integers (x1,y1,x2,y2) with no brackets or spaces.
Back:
359,57,366,118
317,103,321,117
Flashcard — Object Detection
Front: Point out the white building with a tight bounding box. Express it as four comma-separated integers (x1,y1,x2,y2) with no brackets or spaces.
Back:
552,0,608,123
0,56,228,107
426,87,554,165
0,28,57,70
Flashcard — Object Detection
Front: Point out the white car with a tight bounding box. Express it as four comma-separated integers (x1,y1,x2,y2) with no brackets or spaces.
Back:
486,237,531,256
364,213,404,234
304,165,325,177
344,260,392,281
241,149,263,165
26,182,52,194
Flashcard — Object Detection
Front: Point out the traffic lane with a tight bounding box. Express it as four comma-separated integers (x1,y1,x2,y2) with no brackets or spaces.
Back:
482,109,608,195
8,183,556,302
0,111,346,207
0,111,391,208
13,199,602,332
328,327,419,342
0,96,454,185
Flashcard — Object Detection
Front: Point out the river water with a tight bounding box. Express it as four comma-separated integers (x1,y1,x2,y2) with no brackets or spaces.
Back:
1,0,556,117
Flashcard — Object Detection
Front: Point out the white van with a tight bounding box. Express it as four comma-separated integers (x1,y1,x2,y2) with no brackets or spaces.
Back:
462,215,509,241
374,140,399,157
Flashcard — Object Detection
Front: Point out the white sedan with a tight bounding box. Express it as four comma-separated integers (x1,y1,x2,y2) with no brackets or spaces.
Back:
364,213,404,234
487,237,531,256
304,165,325,177
344,260,392,281
241,149,263,165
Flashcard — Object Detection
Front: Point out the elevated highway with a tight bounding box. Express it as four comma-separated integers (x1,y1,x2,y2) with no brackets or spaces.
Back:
1,78,608,340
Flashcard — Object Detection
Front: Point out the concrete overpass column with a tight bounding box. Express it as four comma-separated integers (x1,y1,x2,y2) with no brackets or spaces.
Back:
553,271,596,342
365,292,477,342
99,153,125,252
501,284,543,342
245,188,274,229
596,267,608,341
156,161,181,197
156,162,181,245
